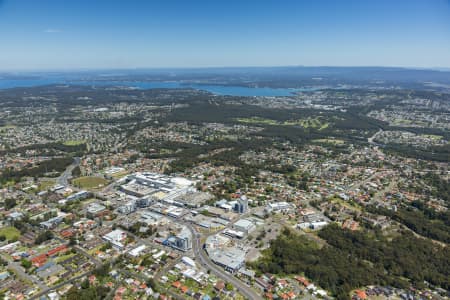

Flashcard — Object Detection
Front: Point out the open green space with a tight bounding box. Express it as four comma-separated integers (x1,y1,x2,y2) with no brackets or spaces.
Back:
38,180,56,191
63,140,85,146
236,117,278,125
283,117,330,129
236,116,330,129
72,176,109,189
0,226,21,241
420,134,443,140
0,125,16,133
329,196,362,212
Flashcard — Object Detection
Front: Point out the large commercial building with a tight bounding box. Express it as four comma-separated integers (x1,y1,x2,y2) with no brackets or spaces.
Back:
123,172,193,196
233,219,256,234
139,211,164,226
119,172,210,209
208,247,246,273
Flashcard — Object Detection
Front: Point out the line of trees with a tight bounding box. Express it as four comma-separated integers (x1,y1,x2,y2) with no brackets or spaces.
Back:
0,156,73,184
368,204,450,243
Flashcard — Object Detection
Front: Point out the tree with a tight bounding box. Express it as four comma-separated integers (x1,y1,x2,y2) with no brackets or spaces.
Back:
4,198,16,210
100,242,112,251
69,237,77,246
21,259,32,269
35,231,53,245
72,166,82,177
93,263,110,278
225,283,234,291
0,257,7,267
252,224,450,297
146,278,158,292
80,278,90,289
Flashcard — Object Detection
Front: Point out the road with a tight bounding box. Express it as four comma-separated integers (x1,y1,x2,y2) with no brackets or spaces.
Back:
41,208,261,299
136,211,262,300
154,210,263,300
368,128,383,144
29,270,93,300
51,234,102,268
73,245,102,267
1,253,48,291
57,157,80,187
182,222,263,300
153,256,181,282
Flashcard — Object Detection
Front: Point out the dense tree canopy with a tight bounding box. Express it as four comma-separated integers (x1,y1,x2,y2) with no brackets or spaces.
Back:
253,225,449,299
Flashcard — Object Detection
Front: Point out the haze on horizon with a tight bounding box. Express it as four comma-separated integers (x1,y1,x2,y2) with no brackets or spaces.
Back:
0,0,450,71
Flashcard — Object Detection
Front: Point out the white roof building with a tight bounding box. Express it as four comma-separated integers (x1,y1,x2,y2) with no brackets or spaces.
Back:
128,245,147,257
233,219,256,234
171,177,193,187
208,247,246,273
181,256,196,268
103,229,127,250
222,228,245,239
265,201,292,212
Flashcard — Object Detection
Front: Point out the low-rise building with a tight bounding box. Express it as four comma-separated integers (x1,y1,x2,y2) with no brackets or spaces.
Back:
102,229,127,250
65,190,90,202
208,247,246,273
222,228,244,239
265,201,293,213
128,245,147,257
233,219,256,234
87,203,107,219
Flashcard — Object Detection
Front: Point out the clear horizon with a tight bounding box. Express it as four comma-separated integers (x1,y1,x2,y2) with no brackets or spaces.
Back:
1,0,450,70
1,65,450,74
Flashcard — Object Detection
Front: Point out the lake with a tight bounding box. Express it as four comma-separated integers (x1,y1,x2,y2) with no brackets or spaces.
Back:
0,78,318,96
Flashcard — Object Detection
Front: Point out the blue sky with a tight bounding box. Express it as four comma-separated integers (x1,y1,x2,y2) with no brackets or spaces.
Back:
0,0,449,70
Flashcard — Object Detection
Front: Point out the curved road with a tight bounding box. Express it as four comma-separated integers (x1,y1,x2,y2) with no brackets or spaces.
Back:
368,128,383,144
183,222,262,300
127,225,261,299
57,157,81,187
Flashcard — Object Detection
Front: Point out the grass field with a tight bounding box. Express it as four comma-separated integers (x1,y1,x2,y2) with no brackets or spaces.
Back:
0,226,21,241
110,170,129,179
421,134,443,140
63,140,85,146
55,252,76,263
236,116,330,129
38,180,56,191
72,176,109,189
283,117,330,129
236,117,278,125
329,196,362,212
0,125,16,136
